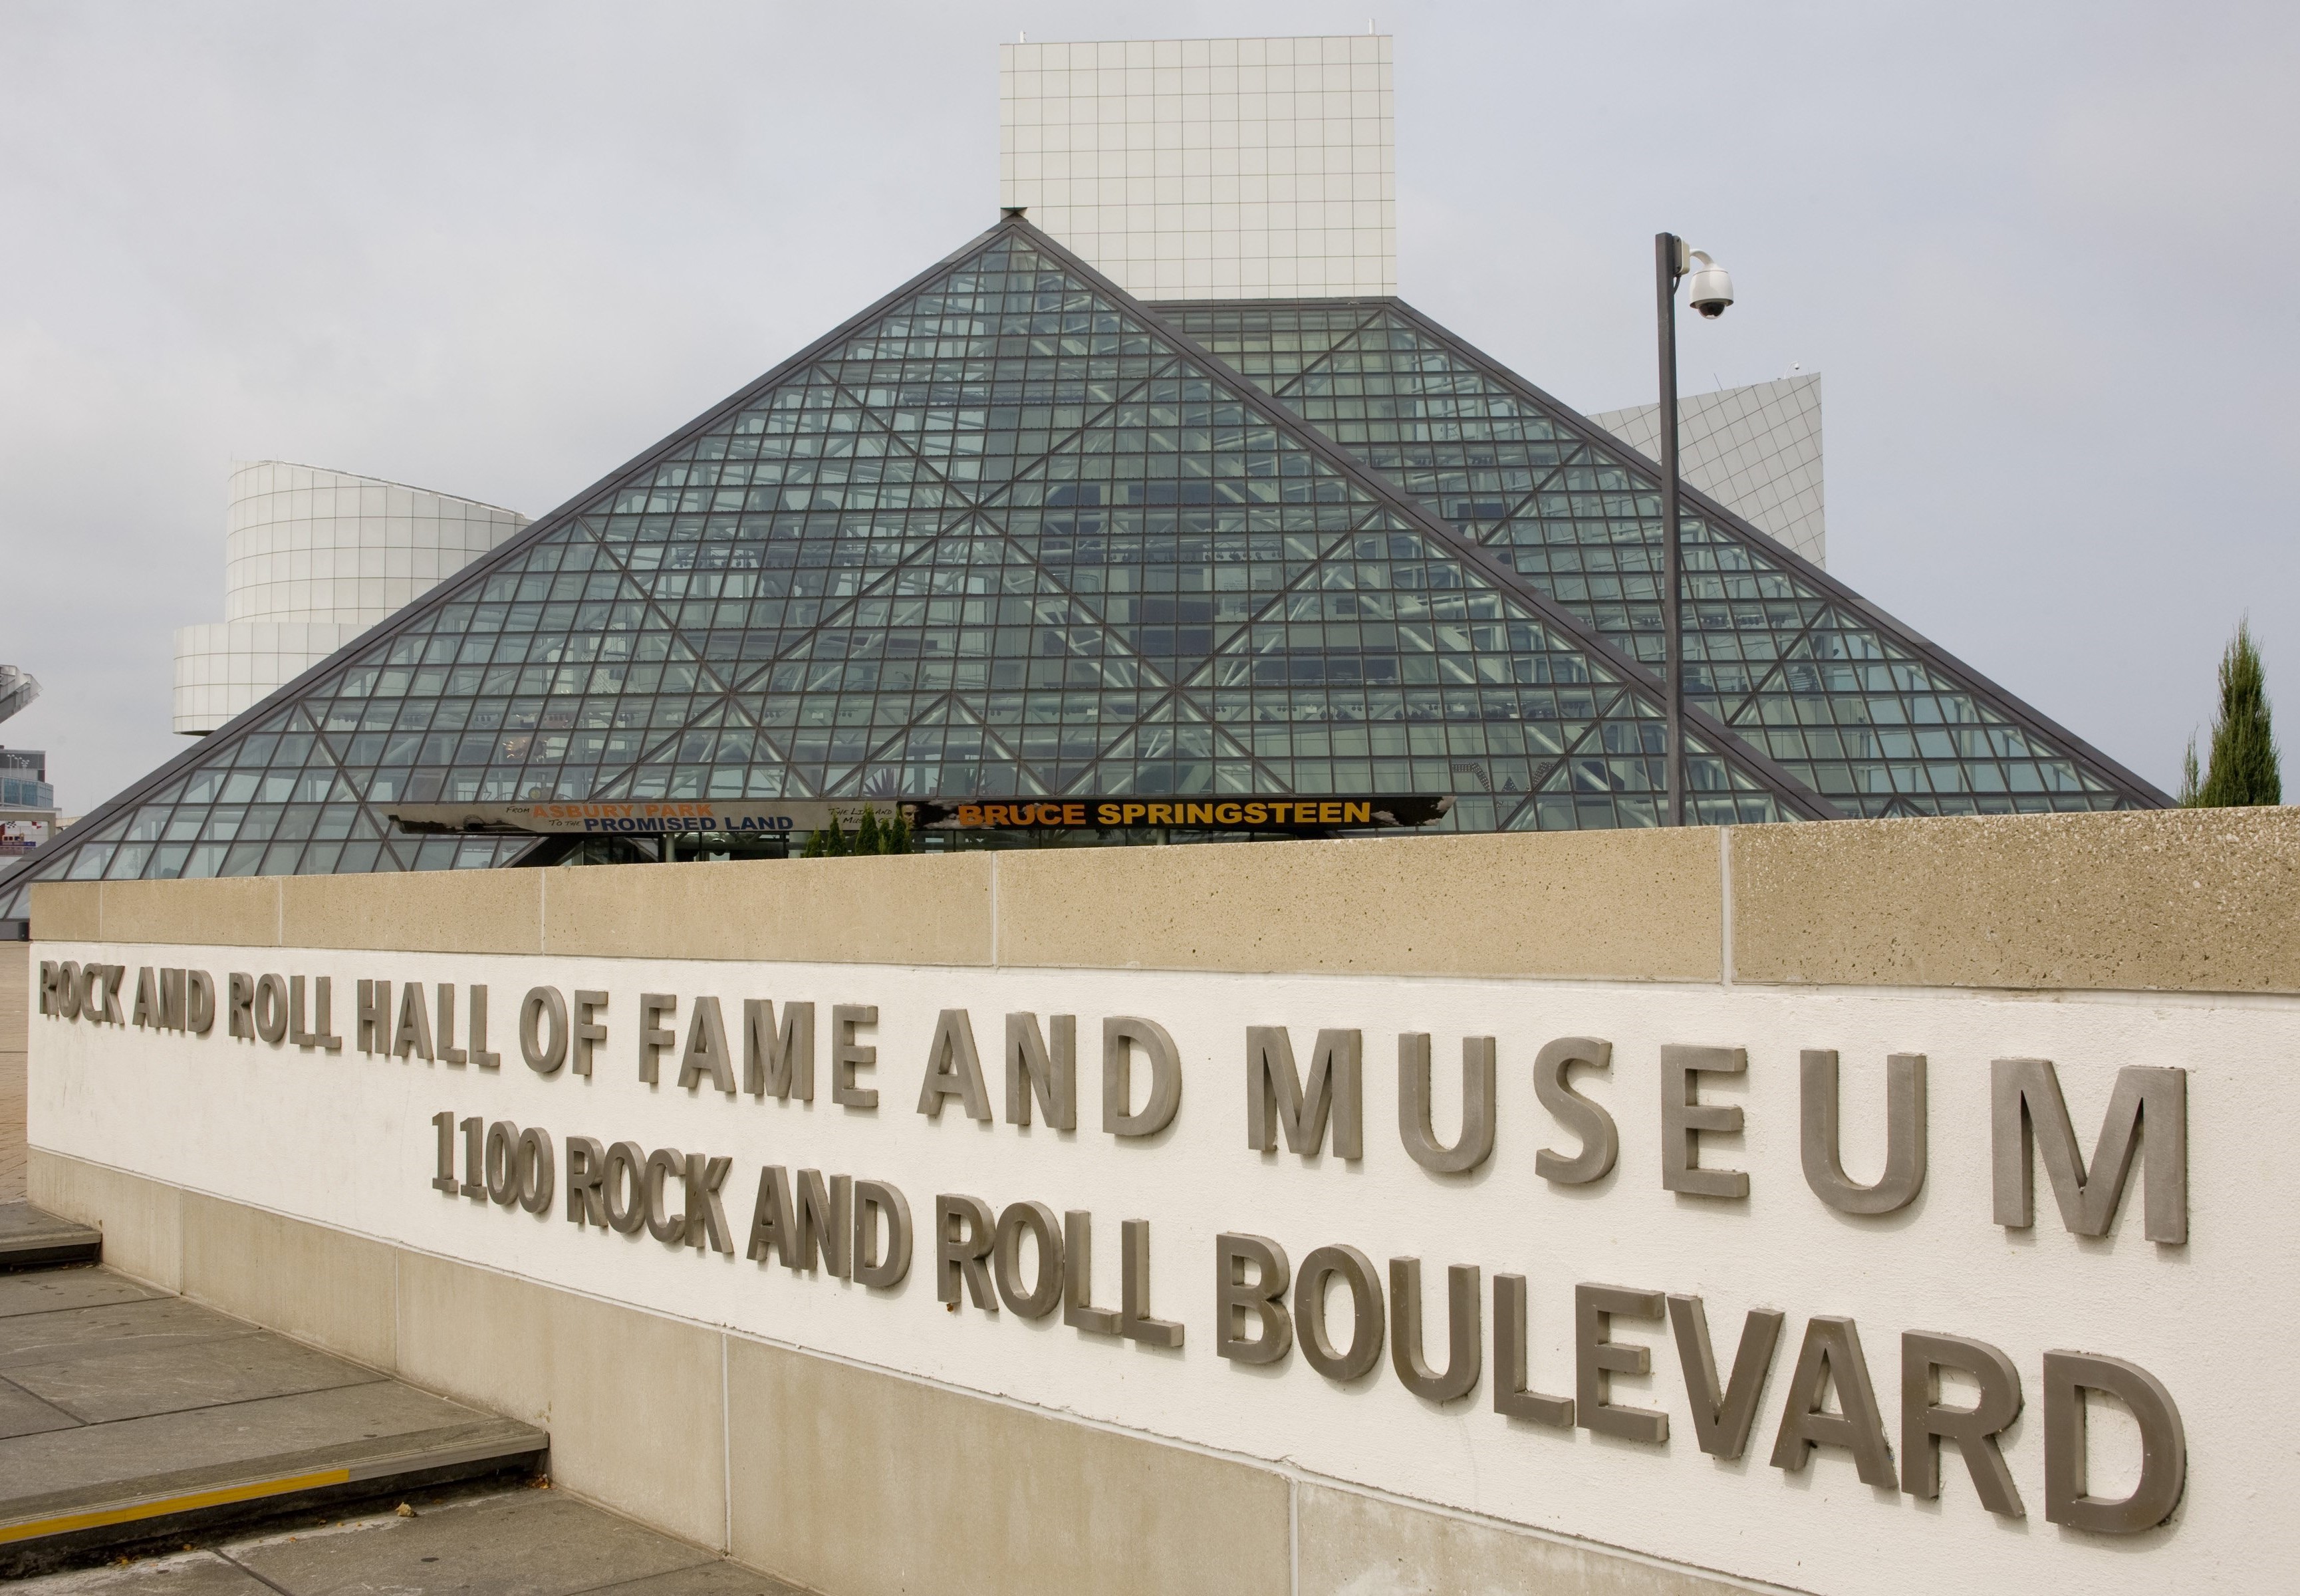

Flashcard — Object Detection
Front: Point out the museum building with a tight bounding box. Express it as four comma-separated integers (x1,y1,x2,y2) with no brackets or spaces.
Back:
0,39,2167,928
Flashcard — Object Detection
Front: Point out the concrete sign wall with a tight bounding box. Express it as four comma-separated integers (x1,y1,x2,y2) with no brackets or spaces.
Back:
25,813,2300,1595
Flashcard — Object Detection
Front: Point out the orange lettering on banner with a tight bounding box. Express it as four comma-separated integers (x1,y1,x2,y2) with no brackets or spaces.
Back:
1269,802,1292,823
1148,804,1173,825
1122,803,1146,825
1245,803,1267,825
958,805,984,827
1096,803,1121,825
1346,801,1370,823
1321,802,1342,824
987,805,1011,825
1216,803,1241,824
1065,803,1086,825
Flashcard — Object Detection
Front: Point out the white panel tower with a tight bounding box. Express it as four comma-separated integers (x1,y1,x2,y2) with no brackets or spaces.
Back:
999,35,1396,300
172,461,528,735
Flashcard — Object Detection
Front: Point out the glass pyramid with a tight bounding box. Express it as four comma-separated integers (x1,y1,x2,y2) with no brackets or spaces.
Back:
1156,299,2164,819
0,219,2158,919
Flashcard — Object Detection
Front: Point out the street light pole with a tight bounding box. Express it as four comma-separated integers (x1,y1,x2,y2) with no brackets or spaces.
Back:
1654,232,1685,827
1650,233,1735,827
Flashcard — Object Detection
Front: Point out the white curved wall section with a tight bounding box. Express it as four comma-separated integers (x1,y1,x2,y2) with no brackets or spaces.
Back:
173,462,527,734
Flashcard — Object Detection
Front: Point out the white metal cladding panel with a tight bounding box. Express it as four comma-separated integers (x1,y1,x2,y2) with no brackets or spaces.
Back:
1000,36,1396,301
220,460,527,627
1593,374,1827,568
31,943,2279,1594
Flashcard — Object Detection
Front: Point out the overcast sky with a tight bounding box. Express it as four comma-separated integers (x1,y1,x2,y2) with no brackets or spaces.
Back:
3,1,2293,811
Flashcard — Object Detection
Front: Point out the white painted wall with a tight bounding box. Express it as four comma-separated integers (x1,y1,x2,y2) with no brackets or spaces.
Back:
31,946,2284,1593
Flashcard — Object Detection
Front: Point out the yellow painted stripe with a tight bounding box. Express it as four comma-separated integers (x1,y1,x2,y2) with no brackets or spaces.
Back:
0,1466,352,1545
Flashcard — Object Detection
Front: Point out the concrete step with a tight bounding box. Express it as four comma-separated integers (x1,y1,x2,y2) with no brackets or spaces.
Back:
0,1265,548,1575
0,1205,100,1271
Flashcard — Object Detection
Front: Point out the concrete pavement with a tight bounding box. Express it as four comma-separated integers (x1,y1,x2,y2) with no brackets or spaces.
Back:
12,1485,804,1594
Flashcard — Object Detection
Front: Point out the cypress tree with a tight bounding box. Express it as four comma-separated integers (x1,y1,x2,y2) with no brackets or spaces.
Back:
886,807,911,855
2198,620,2281,807
2178,737,2202,807
854,806,882,855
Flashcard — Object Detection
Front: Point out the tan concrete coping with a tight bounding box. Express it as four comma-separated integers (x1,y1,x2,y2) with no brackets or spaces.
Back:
539,853,994,966
31,806,2299,994
1731,807,2300,994
995,828,1725,981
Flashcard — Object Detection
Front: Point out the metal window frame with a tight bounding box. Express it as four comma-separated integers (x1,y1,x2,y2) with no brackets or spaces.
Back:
1158,292,2166,810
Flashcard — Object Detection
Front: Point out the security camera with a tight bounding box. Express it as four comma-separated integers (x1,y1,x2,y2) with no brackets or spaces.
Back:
1685,250,1733,319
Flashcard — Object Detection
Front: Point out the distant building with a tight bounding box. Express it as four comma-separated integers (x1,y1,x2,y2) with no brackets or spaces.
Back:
0,667,53,858
172,462,528,734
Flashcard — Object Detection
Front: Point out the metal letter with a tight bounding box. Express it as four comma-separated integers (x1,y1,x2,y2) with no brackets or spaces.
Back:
1533,1037,1617,1186
255,974,290,1045
160,967,186,1031
459,1117,485,1200
467,984,497,1067
1769,1316,1896,1487
643,1147,688,1243
832,1004,878,1109
1296,1245,1384,1381
391,978,432,1060
1390,1258,1481,1402
684,1154,733,1253
186,969,216,1036
521,987,569,1075
1902,1331,2024,1518
432,1110,459,1196
745,999,815,1101
2043,1350,2186,1533
1397,1034,1496,1175
1660,1044,1748,1198
1801,1051,1925,1215
1120,1218,1182,1348
132,966,160,1029
1247,1026,1362,1158
571,990,608,1077
435,984,466,1065
917,1009,991,1121
746,1166,794,1264
852,1180,912,1288
1993,1059,2187,1244
1669,1295,1784,1460
1062,1211,1119,1335
993,1200,1064,1318
637,993,678,1086
37,961,59,1017
1214,1233,1292,1365
565,1136,607,1226
935,1193,997,1309
485,1121,520,1205
355,978,386,1053
602,1140,649,1235
795,1169,852,1276
678,996,737,1094
1006,1012,1078,1130
1575,1283,1669,1444
517,1127,556,1216
1103,1017,1182,1136
1493,1275,1573,1426
285,974,313,1047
